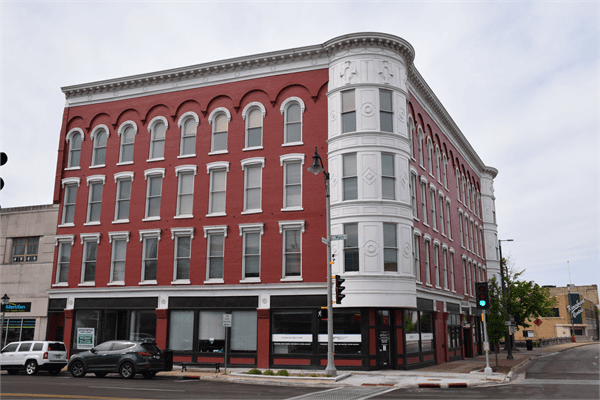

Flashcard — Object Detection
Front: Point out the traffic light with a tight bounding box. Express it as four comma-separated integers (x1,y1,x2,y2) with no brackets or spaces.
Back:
318,307,328,319
335,275,346,304
476,282,490,310
0,152,7,190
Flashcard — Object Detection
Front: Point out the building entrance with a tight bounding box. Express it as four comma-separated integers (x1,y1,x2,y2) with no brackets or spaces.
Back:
376,310,393,369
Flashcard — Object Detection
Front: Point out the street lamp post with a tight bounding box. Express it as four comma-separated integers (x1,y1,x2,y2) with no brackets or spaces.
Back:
1,293,10,348
498,239,513,360
307,147,337,377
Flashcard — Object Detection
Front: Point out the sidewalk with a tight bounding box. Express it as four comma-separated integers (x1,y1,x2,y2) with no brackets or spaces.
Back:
157,341,596,389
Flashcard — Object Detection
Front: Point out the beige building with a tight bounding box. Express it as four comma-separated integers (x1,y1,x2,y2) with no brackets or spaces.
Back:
522,285,599,341
0,204,59,346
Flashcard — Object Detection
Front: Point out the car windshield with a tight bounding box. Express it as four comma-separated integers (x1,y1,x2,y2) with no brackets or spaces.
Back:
48,342,66,351
141,343,161,353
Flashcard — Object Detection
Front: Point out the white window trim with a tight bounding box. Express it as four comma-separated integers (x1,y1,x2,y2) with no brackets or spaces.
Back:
407,116,415,160
66,127,85,143
280,97,305,145
90,124,109,168
449,247,456,292
116,121,138,165
170,227,194,284
113,173,133,224
206,162,229,217
239,223,264,283
139,229,161,285
143,168,165,221
53,235,75,287
79,233,100,286
108,231,130,243
174,165,197,218
208,107,230,155
65,128,84,170
61,177,81,188
242,103,266,151
413,229,422,283
107,231,129,285
279,220,305,281
85,176,105,226
146,116,168,162
241,157,265,214
177,112,199,158
59,180,79,228
203,225,227,284
280,154,305,211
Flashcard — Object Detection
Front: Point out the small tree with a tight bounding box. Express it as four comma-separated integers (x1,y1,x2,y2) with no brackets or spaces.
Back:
486,277,506,365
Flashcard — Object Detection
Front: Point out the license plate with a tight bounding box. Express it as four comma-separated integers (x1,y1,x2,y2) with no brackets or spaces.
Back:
53,354,62,359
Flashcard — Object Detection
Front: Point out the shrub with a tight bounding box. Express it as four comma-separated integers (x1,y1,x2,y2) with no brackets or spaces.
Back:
246,368,262,375
263,369,275,375
276,369,289,376
310,373,318,377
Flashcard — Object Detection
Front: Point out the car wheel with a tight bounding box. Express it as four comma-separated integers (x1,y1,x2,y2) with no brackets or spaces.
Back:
25,360,39,375
119,362,135,379
49,368,62,376
70,361,86,378
7,369,19,375
142,372,156,379
94,372,107,378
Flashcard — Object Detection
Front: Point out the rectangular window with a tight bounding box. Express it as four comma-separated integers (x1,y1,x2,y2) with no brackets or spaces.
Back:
87,182,103,223
450,253,455,291
209,169,226,214
56,242,70,283
343,153,358,201
199,311,225,352
168,311,194,351
424,239,430,285
470,221,475,253
142,237,158,282
231,311,257,352
12,237,39,263
177,172,194,216
344,223,359,272
446,203,452,240
410,174,417,218
439,195,445,235
244,165,262,212
341,90,356,133
283,161,302,208
82,241,97,283
207,234,224,280
462,258,467,295
243,232,260,279
379,89,393,132
413,234,420,282
110,239,127,283
146,175,162,218
474,225,479,256
175,235,191,281
62,184,77,225
464,217,470,251
420,181,427,225
430,189,437,230
434,245,440,287
459,214,464,247
442,248,448,290
381,153,395,200
115,179,131,221
383,223,397,272
283,228,301,277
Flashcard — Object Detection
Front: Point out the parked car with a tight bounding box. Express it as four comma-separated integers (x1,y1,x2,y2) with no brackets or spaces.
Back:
67,340,165,379
0,341,68,375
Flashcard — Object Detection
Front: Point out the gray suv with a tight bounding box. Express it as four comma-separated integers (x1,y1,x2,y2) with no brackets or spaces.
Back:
68,340,165,379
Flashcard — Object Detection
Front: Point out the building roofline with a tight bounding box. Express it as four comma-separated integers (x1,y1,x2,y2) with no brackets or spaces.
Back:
0,204,58,213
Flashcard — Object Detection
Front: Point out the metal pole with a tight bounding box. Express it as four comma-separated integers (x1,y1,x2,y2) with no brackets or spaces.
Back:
498,241,513,359
324,172,337,377
224,327,228,375
483,311,492,376
0,308,5,348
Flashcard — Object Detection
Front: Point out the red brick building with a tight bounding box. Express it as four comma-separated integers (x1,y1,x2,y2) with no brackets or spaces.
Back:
47,32,499,370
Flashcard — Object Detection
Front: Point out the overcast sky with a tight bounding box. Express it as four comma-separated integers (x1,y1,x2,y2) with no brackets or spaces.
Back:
1,1,597,289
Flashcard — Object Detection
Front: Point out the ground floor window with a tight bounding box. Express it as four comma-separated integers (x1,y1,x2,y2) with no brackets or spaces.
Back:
1,319,35,347
272,310,313,354
319,309,362,355
447,313,461,349
404,310,434,353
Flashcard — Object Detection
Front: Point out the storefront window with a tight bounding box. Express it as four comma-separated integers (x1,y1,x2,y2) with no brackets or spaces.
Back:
1,319,35,346
447,313,461,349
420,312,433,352
405,310,419,353
129,310,156,341
231,311,257,352
272,311,312,354
318,310,362,355
199,311,225,353
74,310,100,348
169,311,194,350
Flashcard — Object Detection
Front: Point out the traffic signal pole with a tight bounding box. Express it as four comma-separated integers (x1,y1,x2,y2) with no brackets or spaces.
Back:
482,311,492,376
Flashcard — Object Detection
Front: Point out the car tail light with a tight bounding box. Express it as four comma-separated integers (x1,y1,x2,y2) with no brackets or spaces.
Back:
43,352,48,359
137,351,153,357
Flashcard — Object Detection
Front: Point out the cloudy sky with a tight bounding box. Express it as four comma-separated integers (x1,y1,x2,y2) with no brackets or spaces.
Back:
1,1,597,288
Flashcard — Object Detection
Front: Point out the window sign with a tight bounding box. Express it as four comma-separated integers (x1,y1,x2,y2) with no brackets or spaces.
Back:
77,328,95,349
1,302,31,312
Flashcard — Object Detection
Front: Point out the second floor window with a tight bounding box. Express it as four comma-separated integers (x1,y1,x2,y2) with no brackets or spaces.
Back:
420,181,427,225
243,164,262,212
207,233,224,280
209,169,227,215
62,184,77,225
174,235,191,281
413,234,420,281
282,227,301,277
142,237,158,282
341,90,356,133
145,173,163,219
115,178,131,221
343,153,357,201
12,237,39,263
82,240,97,283
110,239,127,283
176,171,194,217
410,174,417,218
383,223,397,272
243,231,260,279
344,223,359,272
424,239,430,285
283,161,302,209
56,241,71,283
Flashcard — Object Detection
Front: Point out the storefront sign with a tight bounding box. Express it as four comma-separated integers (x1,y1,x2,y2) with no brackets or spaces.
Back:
317,334,361,343
272,334,312,343
77,328,95,349
1,302,31,312
406,333,420,341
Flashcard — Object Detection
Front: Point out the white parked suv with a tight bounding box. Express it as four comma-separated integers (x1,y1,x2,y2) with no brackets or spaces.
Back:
0,341,68,375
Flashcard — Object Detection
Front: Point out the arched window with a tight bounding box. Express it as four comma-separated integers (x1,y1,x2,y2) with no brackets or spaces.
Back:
435,146,441,182
281,97,304,145
417,127,424,167
66,129,83,169
427,138,433,175
209,108,230,153
148,117,168,160
91,125,109,167
178,112,198,157
118,121,137,164
245,108,263,149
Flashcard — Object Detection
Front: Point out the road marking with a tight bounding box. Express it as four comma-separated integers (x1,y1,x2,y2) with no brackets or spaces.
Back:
286,386,396,400
538,352,559,357
88,386,184,392
519,379,599,385
2,394,152,400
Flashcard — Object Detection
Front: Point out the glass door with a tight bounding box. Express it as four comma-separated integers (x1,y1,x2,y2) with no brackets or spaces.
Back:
376,310,393,369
